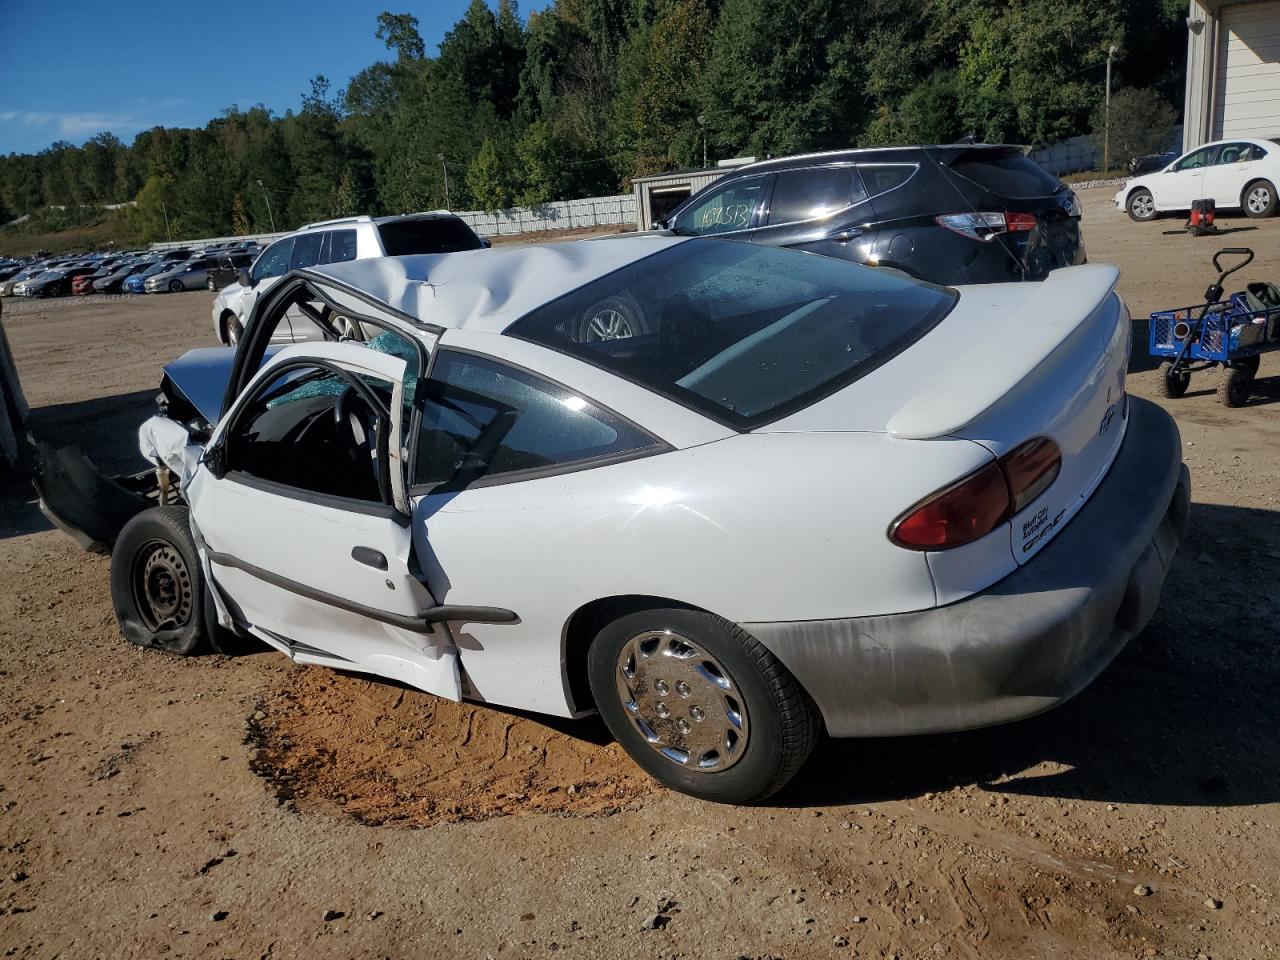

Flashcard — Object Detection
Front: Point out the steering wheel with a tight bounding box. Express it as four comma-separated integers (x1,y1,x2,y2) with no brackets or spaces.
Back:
334,385,379,484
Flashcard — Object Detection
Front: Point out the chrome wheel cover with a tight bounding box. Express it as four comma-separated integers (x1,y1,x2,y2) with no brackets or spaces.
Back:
584,308,636,341
1248,186,1271,214
1132,193,1155,218
615,630,749,773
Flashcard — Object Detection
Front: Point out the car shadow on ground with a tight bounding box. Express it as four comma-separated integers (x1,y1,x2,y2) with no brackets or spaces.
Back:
0,389,157,542
778,500,1280,810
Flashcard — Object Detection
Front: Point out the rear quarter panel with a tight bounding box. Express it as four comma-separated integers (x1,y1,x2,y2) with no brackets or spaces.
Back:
412,431,987,716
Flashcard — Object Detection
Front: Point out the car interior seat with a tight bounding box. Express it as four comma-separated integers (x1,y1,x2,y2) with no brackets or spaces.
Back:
1220,146,1240,164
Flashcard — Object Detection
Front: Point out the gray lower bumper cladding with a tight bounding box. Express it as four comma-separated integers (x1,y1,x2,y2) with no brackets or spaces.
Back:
748,397,1189,738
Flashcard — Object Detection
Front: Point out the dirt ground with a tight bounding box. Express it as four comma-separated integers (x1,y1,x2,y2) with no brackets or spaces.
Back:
1,186,1278,959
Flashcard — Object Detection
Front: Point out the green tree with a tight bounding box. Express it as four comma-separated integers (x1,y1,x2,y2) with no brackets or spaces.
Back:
467,137,514,211
1091,87,1177,171
231,193,251,235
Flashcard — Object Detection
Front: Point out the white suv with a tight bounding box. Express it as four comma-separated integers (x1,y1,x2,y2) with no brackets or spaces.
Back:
211,212,488,344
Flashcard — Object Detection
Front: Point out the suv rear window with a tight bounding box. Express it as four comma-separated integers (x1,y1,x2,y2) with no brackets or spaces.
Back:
378,218,484,256
949,150,1063,198
510,240,955,429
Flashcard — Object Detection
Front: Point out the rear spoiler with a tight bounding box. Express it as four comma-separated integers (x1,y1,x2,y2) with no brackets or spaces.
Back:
887,264,1122,440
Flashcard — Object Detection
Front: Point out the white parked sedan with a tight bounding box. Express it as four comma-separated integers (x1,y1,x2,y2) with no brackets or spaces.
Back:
38,237,1188,803
1116,137,1280,221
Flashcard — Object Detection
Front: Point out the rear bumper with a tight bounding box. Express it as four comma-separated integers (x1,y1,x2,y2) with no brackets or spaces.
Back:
747,396,1188,738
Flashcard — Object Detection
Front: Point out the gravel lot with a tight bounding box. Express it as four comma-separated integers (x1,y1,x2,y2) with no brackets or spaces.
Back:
1,186,1278,959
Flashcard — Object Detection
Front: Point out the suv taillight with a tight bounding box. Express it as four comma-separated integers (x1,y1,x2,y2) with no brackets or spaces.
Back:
935,211,1038,241
889,437,1062,550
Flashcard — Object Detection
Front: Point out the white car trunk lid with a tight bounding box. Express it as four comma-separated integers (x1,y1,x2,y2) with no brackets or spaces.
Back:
761,262,1131,574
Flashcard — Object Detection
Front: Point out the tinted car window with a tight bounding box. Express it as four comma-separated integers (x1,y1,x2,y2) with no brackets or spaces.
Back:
767,167,866,224
414,351,655,488
290,232,325,270
948,151,1063,198
322,229,357,264
1174,146,1217,171
253,239,293,281
859,164,917,196
673,176,769,236
378,218,484,256
1216,142,1256,164
511,240,956,429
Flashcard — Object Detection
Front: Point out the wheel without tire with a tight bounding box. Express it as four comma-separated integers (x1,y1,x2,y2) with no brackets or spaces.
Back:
587,607,819,803
1156,361,1190,398
1217,363,1254,407
110,506,210,656
1243,180,1277,218
169,279,184,293
1127,188,1157,222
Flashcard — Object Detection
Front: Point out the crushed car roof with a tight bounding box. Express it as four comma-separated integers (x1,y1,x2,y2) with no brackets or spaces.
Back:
304,234,688,334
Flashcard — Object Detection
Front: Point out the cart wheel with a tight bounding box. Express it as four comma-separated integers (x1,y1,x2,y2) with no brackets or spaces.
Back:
1156,361,1190,399
1218,363,1254,407
1237,354,1261,376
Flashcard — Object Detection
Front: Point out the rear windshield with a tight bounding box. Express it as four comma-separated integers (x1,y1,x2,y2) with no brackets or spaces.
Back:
949,150,1063,198
510,240,956,429
378,218,484,256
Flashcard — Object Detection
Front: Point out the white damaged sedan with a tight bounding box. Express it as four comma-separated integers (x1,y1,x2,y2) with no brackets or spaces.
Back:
38,236,1189,802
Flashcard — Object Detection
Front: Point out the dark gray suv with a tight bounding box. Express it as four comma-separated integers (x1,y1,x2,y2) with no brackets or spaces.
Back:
662,145,1084,286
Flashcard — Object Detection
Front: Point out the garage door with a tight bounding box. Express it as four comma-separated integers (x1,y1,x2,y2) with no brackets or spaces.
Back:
1214,2,1280,139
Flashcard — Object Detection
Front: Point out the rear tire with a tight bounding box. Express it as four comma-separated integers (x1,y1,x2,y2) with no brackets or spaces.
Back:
110,506,209,656
1156,361,1190,398
1243,180,1277,218
224,313,243,346
1127,188,1157,222
587,607,819,803
1218,363,1254,407
574,294,650,343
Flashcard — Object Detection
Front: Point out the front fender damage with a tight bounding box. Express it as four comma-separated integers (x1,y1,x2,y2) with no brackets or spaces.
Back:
34,416,205,553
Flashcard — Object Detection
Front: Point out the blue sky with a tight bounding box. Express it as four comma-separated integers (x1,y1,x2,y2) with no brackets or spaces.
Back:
0,0,549,155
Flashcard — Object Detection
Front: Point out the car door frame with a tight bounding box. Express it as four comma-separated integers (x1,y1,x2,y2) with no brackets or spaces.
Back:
195,279,518,696
747,162,878,256
1158,145,1219,209
1202,141,1258,208
668,172,775,238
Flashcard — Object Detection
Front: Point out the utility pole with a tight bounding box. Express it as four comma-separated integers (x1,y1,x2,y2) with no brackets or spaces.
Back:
438,154,450,209
697,114,707,168
256,179,276,232
160,200,172,242
1103,44,1117,174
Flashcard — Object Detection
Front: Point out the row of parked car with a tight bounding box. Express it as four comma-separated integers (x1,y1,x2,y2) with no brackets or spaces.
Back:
0,240,261,299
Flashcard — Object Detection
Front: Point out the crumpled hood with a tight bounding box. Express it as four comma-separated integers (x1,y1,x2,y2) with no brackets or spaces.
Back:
162,346,239,424
162,344,284,425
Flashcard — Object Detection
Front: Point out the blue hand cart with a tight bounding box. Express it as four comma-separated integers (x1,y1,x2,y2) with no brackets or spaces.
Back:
1148,247,1280,407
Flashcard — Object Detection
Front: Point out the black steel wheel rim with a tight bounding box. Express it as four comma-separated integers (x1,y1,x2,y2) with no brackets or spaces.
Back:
131,538,194,633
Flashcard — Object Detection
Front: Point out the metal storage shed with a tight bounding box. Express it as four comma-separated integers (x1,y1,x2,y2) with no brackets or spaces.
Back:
631,158,757,230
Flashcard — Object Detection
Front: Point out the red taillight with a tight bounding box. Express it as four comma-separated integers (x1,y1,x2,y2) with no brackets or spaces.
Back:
934,211,1038,240
890,438,1061,551
890,462,1011,550
1004,211,1037,232
1000,436,1061,512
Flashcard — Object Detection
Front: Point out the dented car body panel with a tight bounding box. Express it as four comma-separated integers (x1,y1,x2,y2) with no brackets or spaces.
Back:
40,237,1186,748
